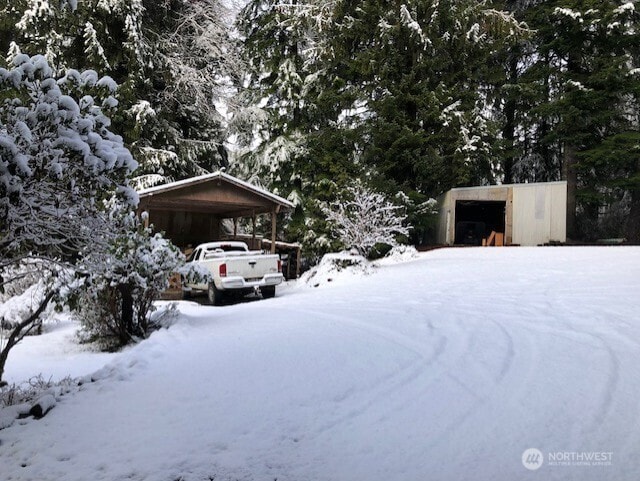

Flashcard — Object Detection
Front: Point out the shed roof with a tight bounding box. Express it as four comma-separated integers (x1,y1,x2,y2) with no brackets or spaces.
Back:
137,171,294,218
448,180,567,193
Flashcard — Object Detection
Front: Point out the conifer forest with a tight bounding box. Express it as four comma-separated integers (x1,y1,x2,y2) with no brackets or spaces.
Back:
1,0,639,252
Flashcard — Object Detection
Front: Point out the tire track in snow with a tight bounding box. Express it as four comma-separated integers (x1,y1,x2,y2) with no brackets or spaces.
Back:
526,287,625,438
416,311,541,455
265,306,459,439
270,304,524,453
492,319,517,382
277,305,452,367
573,329,621,439
497,315,628,452
534,279,639,447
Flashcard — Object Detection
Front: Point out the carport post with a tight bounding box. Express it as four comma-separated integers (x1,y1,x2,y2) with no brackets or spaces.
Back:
270,206,280,254
251,213,256,249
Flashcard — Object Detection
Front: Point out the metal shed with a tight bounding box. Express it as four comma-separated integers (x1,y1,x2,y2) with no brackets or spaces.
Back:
137,171,295,255
436,181,567,246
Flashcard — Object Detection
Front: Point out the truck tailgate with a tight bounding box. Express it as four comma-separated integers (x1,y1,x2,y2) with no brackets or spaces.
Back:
225,255,280,280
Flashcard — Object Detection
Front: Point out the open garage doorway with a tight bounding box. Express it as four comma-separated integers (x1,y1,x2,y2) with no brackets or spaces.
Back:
454,200,506,245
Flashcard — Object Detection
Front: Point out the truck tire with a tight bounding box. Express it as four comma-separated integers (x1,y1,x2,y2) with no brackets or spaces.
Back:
208,282,224,305
261,286,276,299
181,275,191,300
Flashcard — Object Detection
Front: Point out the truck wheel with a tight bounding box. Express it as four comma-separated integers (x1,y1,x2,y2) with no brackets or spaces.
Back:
181,276,191,300
261,286,276,299
208,282,224,305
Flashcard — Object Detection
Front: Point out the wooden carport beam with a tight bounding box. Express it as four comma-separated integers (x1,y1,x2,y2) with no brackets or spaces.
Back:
251,213,256,249
270,205,281,254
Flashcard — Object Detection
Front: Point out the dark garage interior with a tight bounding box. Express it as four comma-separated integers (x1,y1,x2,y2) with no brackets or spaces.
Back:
454,200,506,245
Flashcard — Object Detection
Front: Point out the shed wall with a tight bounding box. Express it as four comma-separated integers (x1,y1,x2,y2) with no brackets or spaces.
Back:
436,191,452,244
512,183,566,245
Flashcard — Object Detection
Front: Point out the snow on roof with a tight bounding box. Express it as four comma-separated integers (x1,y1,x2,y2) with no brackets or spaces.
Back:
137,171,294,209
449,180,567,193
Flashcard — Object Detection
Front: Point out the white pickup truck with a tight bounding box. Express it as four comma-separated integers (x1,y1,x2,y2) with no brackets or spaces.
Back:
183,241,283,305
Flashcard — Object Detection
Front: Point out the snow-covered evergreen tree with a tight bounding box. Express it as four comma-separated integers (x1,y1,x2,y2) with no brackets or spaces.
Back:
236,0,327,181
0,54,137,383
498,0,640,241
1,0,240,182
334,0,525,194
134,0,241,180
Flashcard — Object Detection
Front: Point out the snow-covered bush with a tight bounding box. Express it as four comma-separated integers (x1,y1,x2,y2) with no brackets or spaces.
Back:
70,203,186,349
0,375,76,429
0,375,70,410
374,245,421,266
300,251,374,288
322,183,412,257
0,54,137,383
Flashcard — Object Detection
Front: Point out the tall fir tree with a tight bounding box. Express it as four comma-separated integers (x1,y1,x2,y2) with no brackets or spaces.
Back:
238,0,526,249
505,1,640,240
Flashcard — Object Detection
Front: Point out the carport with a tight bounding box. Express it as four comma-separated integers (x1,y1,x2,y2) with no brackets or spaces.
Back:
137,171,296,259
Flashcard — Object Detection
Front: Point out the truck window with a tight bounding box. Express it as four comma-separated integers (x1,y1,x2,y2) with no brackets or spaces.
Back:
187,249,202,262
206,245,247,253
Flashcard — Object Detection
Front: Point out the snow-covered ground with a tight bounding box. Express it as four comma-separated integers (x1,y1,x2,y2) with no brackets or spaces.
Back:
1,246,640,481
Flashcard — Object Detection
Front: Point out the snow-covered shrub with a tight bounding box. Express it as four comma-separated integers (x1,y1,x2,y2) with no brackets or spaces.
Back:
394,191,439,245
0,375,76,429
70,203,185,349
374,245,421,266
0,375,74,410
0,55,137,258
322,183,412,257
0,55,137,383
300,251,374,288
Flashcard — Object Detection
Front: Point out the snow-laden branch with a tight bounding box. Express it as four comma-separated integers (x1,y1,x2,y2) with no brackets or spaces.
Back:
275,1,338,33
156,0,242,117
400,4,432,48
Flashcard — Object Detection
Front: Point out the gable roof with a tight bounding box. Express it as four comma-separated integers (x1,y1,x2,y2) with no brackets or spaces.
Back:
137,171,294,217
138,171,293,207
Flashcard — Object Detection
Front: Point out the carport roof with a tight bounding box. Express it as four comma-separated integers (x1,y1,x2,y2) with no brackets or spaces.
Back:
137,171,295,218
